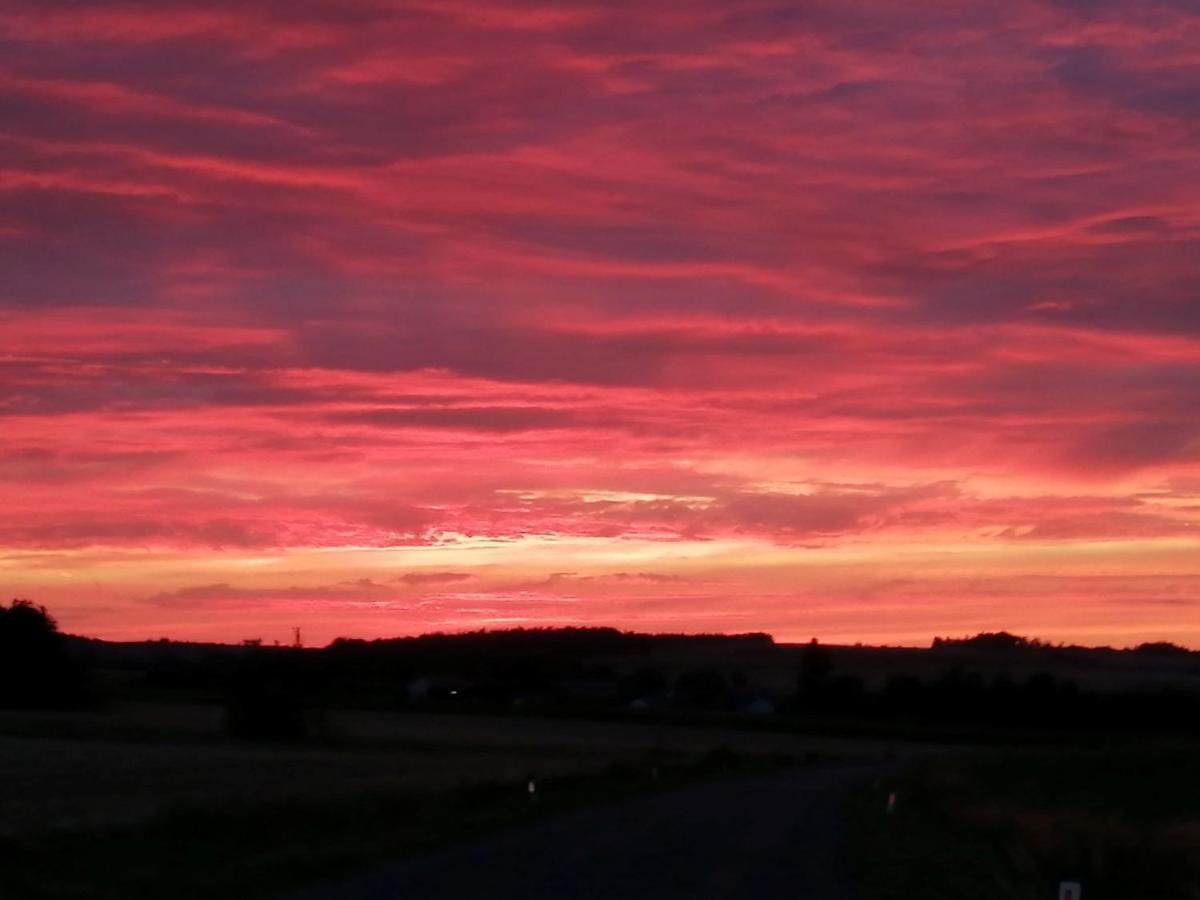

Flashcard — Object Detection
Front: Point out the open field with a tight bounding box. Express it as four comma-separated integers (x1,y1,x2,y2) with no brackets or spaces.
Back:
0,734,569,836
0,699,883,900
0,701,919,837
3,759,784,900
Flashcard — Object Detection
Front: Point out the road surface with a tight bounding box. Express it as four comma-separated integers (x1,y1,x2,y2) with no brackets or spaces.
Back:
293,764,879,900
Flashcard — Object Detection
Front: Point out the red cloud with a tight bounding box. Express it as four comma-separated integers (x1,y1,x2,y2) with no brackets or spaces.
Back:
2,0,1199,646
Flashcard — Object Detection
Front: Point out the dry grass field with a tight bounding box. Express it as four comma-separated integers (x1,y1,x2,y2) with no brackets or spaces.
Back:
0,701,911,838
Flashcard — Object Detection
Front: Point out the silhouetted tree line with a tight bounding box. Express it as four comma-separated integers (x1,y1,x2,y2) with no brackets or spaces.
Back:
790,639,1200,736
191,628,1200,741
10,609,1200,740
321,628,772,709
328,628,771,672
110,628,1200,741
0,600,90,708
932,631,1046,651
215,629,776,739
1132,641,1195,657
933,631,1198,659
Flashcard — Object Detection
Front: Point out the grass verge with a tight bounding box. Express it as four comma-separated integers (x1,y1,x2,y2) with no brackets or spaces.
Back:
849,745,1200,899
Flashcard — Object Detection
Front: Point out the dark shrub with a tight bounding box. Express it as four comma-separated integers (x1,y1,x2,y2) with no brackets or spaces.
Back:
223,651,308,741
0,599,90,708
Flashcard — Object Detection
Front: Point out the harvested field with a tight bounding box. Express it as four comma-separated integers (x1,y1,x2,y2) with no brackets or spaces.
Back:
0,701,912,836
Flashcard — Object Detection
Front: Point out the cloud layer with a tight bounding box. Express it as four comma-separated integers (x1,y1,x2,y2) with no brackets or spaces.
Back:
2,0,1198,645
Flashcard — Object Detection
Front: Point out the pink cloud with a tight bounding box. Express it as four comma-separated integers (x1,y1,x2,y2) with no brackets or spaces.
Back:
2,0,1198,645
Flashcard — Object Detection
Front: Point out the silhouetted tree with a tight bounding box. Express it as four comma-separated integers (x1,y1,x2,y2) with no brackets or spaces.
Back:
932,631,1042,651
223,648,309,741
797,638,833,700
1133,641,1192,657
0,599,89,708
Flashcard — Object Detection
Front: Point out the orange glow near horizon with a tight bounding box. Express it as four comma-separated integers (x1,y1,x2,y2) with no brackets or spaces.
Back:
2,1,1199,648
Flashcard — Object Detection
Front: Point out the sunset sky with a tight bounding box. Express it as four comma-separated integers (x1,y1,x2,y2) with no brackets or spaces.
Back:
2,0,1198,647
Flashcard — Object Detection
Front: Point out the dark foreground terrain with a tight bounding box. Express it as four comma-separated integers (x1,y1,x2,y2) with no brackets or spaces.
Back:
294,764,880,900
853,747,1200,900
4,607,1199,898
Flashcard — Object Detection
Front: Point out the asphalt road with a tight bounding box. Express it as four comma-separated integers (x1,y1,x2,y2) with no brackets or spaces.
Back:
293,765,879,900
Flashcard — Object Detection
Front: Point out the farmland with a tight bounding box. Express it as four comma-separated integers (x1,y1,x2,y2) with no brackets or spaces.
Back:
0,698,903,900
4,624,1200,898
0,700,909,838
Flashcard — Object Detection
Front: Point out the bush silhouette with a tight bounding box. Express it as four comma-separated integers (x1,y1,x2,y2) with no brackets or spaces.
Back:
796,638,834,703
223,651,309,741
0,599,90,708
